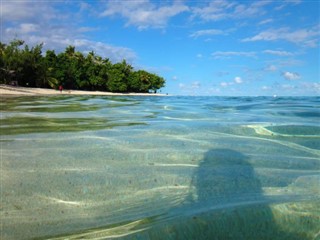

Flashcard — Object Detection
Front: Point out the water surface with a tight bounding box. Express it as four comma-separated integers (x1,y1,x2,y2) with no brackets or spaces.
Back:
1,96,319,239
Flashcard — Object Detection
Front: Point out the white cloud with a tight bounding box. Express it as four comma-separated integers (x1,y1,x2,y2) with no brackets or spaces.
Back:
77,27,99,33
220,82,230,87
6,23,40,34
275,0,302,11
207,87,221,94
261,86,271,91
234,1,270,17
4,23,137,63
2,1,137,64
189,29,226,38
282,71,301,80
191,0,271,21
264,65,278,72
300,82,320,93
285,0,302,4
281,84,296,90
2,1,57,22
243,28,284,41
178,83,186,89
56,38,137,63
179,82,201,89
242,26,320,47
192,81,201,89
20,23,40,33
258,18,273,25
278,59,304,67
276,81,320,95
234,76,243,84
101,0,189,30
219,76,243,88
196,54,203,58
178,81,202,95
220,81,235,87
79,2,91,11
212,51,256,59
172,76,178,80
84,41,137,63
264,59,304,69
216,71,229,77
263,50,294,56
191,0,235,21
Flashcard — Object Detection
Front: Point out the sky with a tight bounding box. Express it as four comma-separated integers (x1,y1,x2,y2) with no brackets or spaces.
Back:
1,0,320,96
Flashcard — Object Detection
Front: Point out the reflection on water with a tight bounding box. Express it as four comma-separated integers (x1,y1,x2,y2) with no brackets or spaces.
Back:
1,96,319,239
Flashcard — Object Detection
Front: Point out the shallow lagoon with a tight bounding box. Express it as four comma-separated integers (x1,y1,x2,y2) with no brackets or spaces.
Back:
1,96,319,239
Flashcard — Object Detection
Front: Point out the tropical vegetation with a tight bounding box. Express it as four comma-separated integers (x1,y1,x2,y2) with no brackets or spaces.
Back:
0,39,165,93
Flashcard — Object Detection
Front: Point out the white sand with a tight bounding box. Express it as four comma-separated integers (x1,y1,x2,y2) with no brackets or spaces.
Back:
0,84,166,96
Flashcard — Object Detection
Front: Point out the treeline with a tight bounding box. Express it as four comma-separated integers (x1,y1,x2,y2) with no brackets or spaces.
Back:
0,39,165,93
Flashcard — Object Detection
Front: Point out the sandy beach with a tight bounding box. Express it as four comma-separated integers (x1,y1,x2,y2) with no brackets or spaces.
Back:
0,84,166,96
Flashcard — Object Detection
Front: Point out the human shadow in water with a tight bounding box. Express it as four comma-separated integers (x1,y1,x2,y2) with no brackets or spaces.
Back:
185,148,300,240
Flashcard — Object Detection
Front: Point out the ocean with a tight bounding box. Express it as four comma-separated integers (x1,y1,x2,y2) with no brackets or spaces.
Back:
1,96,319,239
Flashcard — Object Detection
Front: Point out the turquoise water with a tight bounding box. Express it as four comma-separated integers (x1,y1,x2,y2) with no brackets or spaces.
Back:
1,96,319,239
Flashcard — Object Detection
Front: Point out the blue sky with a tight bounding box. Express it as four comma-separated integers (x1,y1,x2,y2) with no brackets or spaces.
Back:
2,0,319,96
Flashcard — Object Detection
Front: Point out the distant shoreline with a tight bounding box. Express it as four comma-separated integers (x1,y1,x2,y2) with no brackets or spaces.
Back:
0,85,166,97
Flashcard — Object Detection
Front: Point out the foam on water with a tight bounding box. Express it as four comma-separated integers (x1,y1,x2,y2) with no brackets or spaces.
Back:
1,96,319,239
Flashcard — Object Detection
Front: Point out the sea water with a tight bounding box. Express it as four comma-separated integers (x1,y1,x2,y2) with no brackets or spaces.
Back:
1,96,319,239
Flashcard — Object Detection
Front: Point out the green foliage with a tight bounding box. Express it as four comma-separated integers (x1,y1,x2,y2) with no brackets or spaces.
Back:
127,70,165,93
0,40,49,87
128,70,151,92
107,60,132,92
0,39,165,93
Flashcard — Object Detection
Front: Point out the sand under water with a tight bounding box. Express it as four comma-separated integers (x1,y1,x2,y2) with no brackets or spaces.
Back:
1,95,319,239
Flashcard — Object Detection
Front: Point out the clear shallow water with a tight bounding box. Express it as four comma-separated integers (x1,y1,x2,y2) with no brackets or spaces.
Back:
1,96,319,239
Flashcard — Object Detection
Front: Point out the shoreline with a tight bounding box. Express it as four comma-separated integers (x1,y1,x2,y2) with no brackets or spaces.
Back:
0,84,166,96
